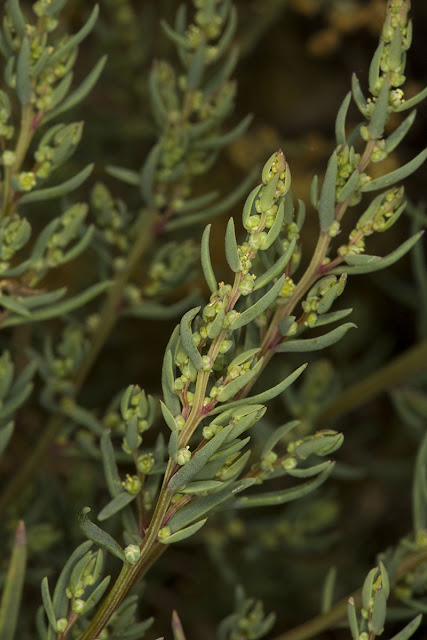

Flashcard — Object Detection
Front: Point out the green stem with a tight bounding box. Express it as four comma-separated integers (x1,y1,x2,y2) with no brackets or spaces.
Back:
318,338,427,424
0,209,159,515
1,104,34,218
271,548,427,640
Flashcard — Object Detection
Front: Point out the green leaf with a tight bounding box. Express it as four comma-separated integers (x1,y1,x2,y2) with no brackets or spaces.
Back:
179,480,224,494
385,110,416,153
344,254,382,266
277,323,356,352
160,400,178,432
168,479,255,532
208,364,307,415
98,492,136,521
78,507,125,561
347,597,359,640
168,430,179,462
287,460,332,478
235,463,334,508
351,73,368,115
165,169,258,231
219,449,251,481
389,615,422,640
162,328,181,416
368,41,384,96
331,232,422,275
313,307,353,328
225,218,242,273
43,56,107,124
187,37,206,90
0,521,27,640
16,37,31,105
310,175,319,209
242,185,261,229
168,425,233,491
9,0,26,37
371,587,387,635
50,5,100,64
321,566,337,614
207,305,226,339
217,359,264,403
180,307,203,370
19,164,94,204
140,143,162,206
201,225,217,294
0,280,111,328
396,86,427,112
44,0,68,16
100,431,123,498
261,420,300,457
0,295,32,318
361,148,427,192
159,518,207,544
125,295,201,321
368,80,390,139
177,191,219,214
231,275,286,331
318,151,338,232
337,169,360,203
41,577,57,632
362,567,378,609
51,541,92,621
193,115,253,150
105,165,140,186
263,196,286,249
335,92,351,146
412,431,427,535
81,576,111,614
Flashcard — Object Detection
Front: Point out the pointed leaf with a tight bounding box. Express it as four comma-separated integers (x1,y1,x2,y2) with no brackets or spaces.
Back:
318,152,338,232
208,364,307,415
368,80,390,139
230,275,286,331
180,307,203,369
361,149,427,192
98,492,136,521
331,232,422,275
201,225,217,293
225,218,241,273
276,323,356,352
235,463,334,507
19,164,94,204
389,615,422,640
335,92,351,145
159,519,207,544
168,425,233,491
0,521,27,640
78,508,125,561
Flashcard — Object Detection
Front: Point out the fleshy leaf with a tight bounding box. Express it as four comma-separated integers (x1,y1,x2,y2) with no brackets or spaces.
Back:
201,225,217,293
78,508,125,561
276,323,356,352
318,152,337,232
180,307,203,370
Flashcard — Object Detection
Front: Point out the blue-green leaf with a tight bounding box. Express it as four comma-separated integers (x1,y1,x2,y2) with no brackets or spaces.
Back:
78,507,125,561
225,218,242,273
19,164,94,204
276,323,356,352
159,519,207,544
230,275,286,331
318,152,338,232
201,225,217,294
180,307,203,370
97,492,136,521
368,80,390,139
361,149,427,192
335,92,351,146
235,463,334,507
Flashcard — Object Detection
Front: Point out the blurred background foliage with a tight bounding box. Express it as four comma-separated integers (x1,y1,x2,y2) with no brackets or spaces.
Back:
1,1,426,639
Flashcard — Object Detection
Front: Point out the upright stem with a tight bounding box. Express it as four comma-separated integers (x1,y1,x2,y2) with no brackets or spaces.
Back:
318,338,427,424
271,548,427,640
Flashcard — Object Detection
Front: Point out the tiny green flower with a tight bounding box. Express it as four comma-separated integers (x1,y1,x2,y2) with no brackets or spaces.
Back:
124,544,141,564
56,619,68,632
158,526,171,540
177,447,191,465
17,172,36,192
72,598,85,614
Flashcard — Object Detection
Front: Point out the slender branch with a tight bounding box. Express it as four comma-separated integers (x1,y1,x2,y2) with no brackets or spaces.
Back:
0,209,159,514
318,338,427,424
271,548,427,640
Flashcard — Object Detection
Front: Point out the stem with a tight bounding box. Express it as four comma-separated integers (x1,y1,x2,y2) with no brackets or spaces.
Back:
318,338,427,424
0,210,159,515
271,548,427,640
78,542,166,640
1,104,34,218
